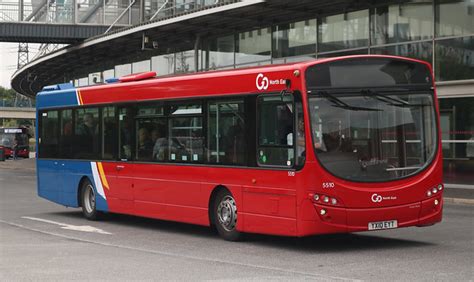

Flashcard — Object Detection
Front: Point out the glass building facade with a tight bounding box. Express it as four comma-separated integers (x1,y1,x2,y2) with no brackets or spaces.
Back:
73,0,474,187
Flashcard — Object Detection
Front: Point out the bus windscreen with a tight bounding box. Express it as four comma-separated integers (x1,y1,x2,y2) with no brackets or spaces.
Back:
0,130,29,149
306,58,437,182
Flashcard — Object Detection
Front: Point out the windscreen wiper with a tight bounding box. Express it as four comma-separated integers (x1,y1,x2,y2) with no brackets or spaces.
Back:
360,89,411,107
317,91,381,112
385,166,421,171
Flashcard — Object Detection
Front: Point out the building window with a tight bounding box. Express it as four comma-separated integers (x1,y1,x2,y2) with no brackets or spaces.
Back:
272,55,316,65
207,35,235,69
132,60,151,73
78,77,88,87
317,49,368,58
371,41,432,64
89,72,102,84
115,63,132,77
436,0,474,37
102,69,115,80
152,54,175,76
272,19,317,58
439,97,474,186
175,50,195,73
235,28,271,65
318,10,369,52
372,1,433,45
435,36,474,81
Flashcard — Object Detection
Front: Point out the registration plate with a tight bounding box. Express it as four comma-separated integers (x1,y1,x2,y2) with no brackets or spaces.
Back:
368,220,398,231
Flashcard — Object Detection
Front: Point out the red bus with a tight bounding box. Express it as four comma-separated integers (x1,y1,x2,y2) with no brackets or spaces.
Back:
0,127,30,159
36,55,443,240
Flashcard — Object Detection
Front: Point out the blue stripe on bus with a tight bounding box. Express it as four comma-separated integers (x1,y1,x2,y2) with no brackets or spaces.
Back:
36,88,79,109
37,159,108,212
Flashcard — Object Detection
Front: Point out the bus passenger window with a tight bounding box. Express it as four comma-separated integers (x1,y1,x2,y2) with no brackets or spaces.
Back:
136,126,154,161
119,107,134,160
102,107,117,160
152,125,168,161
207,100,247,165
74,108,99,159
257,95,294,167
169,103,203,163
39,110,59,158
59,109,73,158
135,104,166,162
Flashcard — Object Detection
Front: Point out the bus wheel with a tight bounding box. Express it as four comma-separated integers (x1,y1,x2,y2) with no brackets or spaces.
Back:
81,180,100,220
213,190,242,241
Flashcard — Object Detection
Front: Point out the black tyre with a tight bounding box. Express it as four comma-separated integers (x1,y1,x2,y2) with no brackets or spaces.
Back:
80,179,101,220
213,189,243,241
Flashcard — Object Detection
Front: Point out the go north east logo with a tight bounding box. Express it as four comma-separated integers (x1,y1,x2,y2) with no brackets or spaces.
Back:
256,73,285,90
371,193,397,203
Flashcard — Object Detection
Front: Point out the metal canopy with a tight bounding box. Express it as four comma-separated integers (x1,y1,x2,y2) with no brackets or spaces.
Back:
12,0,390,98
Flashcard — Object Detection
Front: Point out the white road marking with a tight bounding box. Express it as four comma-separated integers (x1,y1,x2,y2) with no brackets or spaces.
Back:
21,216,112,235
1,219,356,281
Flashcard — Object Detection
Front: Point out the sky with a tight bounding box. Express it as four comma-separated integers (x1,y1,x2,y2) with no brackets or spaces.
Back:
0,42,39,89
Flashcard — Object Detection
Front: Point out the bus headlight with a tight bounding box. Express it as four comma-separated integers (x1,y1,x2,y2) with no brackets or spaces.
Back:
309,193,341,206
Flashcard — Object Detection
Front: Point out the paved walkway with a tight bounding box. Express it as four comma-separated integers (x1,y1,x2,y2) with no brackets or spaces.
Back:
0,158,36,171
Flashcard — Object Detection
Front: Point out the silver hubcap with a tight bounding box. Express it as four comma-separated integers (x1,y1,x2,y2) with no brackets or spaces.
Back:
84,184,95,214
217,195,237,231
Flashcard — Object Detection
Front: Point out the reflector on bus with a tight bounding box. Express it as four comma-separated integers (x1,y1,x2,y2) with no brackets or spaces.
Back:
42,83,75,92
119,71,157,83
105,78,120,83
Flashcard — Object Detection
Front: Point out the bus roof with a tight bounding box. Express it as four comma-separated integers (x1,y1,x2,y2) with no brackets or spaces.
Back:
42,55,431,93
37,55,432,109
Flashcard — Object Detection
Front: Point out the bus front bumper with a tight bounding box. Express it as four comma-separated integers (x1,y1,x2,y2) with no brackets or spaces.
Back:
299,195,443,236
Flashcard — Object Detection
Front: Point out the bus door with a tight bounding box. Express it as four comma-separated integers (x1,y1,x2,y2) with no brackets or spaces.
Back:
104,106,134,212
241,94,304,235
37,110,62,203
132,103,169,215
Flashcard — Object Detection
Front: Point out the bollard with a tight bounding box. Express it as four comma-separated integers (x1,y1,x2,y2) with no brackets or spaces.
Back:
0,146,5,161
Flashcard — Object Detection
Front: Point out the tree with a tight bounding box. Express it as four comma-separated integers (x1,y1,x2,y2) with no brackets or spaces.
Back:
0,86,17,107
0,86,35,107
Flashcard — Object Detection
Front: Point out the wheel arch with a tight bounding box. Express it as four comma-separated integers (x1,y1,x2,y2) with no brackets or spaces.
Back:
208,185,231,227
77,176,92,207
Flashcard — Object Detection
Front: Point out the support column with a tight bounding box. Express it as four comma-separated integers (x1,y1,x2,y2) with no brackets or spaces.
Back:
19,0,24,20
17,43,29,69
194,34,201,72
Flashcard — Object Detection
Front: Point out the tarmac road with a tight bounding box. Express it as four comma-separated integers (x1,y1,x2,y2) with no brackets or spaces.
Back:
0,160,473,281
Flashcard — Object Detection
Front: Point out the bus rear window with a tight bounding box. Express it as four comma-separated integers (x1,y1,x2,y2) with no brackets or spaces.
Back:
306,58,432,89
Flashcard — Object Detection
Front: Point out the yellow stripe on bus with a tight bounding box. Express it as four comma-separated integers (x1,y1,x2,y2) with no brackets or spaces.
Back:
77,89,84,105
97,162,109,190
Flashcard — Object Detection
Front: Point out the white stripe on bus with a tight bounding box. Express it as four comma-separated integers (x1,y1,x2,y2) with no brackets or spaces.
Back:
90,162,106,200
